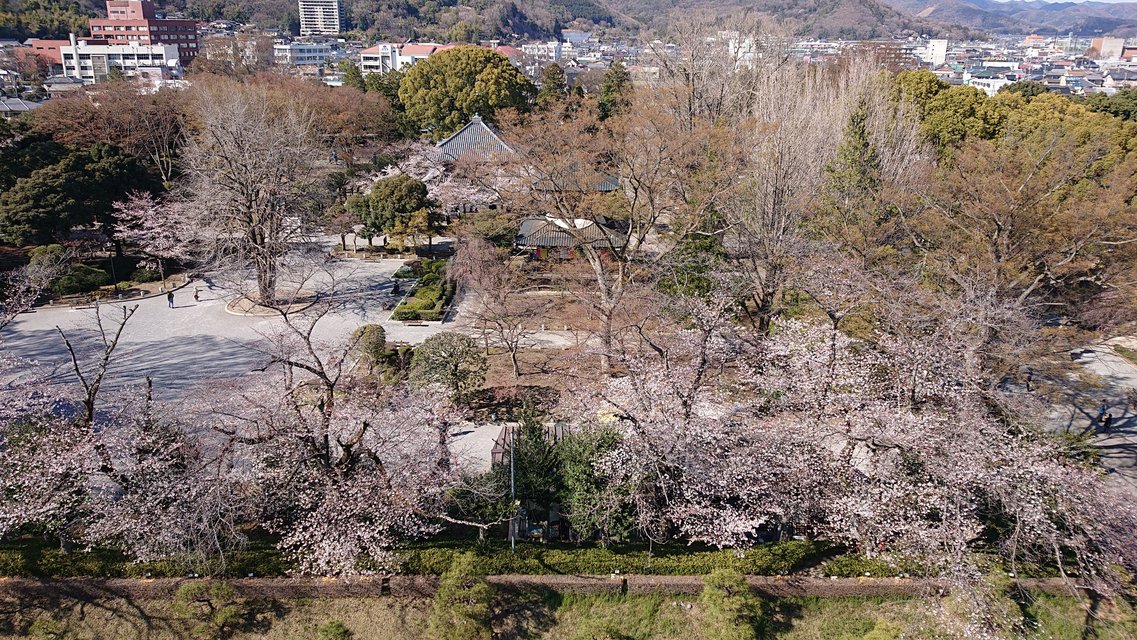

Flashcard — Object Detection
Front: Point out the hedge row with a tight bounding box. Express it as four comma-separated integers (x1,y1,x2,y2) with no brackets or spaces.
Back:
392,259,454,321
0,539,829,579
0,541,291,579
399,541,828,576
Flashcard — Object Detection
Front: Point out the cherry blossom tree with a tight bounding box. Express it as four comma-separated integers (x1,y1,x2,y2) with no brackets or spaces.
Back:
112,191,197,286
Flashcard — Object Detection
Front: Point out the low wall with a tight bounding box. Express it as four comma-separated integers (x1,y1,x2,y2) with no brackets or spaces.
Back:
0,575,1078,602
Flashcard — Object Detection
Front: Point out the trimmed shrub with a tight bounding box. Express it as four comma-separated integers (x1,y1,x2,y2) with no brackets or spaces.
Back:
822,554,919,578
426,553,494,640
172,581,247,638
130,268,161,283
701,569,762,640
400,541,825,576
51,264,111,295
352,324,387,369
316,620,354,640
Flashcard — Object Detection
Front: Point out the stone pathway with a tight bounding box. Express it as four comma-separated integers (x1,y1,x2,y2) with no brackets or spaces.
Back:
1056,338,1137,495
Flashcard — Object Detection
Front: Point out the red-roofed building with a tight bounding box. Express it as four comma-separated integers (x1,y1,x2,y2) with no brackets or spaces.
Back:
360,42,455,73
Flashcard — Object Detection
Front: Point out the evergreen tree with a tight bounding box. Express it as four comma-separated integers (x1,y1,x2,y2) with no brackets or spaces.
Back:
339,60,365,91
426,553,494,640
535,63,567,111
598,61,632,120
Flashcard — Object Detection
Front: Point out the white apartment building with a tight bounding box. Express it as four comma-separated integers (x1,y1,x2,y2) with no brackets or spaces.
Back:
521,41,562,62
274,41,331,66
298,0,340,36
919,39,948,66
359,42,451,73
59,38,181,84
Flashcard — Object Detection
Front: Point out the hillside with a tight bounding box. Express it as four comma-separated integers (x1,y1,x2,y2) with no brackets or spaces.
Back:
608,0,961,39
882,0,1137,36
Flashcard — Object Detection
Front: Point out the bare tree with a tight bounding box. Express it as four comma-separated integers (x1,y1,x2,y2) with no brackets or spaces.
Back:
452,237,553,377
724,60,870,335
181,78,325,304
499,96,741,369
0,250,71,332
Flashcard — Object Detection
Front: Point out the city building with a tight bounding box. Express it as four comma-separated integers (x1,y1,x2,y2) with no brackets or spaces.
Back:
298,0,341,36
60,37,182,84
88,0,199,64
1088,37,1126,60
359,42,451,73
273,41,332,66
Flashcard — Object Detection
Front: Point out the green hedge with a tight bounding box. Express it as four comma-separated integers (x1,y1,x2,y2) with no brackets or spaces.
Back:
821,554,924,578
0,539,291,578
400,541,827,576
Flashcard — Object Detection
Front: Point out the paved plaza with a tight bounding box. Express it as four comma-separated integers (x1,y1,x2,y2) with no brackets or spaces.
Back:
0,255,448,400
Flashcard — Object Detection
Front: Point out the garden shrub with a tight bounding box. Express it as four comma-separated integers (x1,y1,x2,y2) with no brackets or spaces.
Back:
426,553,494,640
172,580,247,638
50,264,110,296
400,540,825,576
352,324,387,370
700,569,762,640
316,620,353,640
822,554,918,578
130,268,161,283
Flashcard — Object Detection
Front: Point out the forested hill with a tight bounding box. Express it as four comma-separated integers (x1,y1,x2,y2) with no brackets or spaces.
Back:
606,0,970,39
882,0,1137,37
2,0,976,42
0,0,101,40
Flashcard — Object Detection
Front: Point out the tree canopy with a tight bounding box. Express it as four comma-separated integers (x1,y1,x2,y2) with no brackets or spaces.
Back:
397,46,534,139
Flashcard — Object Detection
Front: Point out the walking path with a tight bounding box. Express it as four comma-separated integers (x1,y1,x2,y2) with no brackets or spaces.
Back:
0,256,447,400
1053,338,1137,495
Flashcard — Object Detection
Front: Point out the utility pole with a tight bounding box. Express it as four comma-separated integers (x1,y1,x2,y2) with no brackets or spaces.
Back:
509,425,516,554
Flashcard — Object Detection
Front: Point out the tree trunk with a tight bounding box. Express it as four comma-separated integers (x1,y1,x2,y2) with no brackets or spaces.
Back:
510,348,521,378
340,234,347,251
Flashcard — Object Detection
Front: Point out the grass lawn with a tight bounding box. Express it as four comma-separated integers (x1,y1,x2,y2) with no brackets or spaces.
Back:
4,592,1133,640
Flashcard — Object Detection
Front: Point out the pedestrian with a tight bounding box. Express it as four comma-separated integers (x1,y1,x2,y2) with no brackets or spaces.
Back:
167,291,174,308
1102,412,1114,432
1025,368,1034,392
193,288,201,302
1097,402,1108,422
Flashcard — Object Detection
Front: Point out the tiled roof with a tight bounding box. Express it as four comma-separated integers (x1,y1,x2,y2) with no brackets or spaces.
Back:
435,115,513,162
0,97,43,114
515,217,626,249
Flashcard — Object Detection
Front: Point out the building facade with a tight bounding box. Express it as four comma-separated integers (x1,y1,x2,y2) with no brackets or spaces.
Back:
273,42,331,66
60,39,182,84
359,42,450,73
88,0,199,64
298,0,341,36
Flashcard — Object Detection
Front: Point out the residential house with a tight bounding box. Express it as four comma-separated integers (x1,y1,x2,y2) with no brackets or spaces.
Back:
0,96,42,119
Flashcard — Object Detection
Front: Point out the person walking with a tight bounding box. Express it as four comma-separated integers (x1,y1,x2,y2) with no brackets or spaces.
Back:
193,288,201,302
1102,412,1114,432
167,291,175,308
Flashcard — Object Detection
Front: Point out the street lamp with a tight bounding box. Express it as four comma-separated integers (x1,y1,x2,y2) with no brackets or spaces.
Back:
104,242,119,293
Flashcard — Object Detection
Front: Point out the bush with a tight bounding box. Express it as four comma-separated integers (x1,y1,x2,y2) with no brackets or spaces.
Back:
51,264,110,296
822,554,919,578
130,268,161,283
316,620,354,640
172,581,248,638
409,332,486,400
400,540,826,576
352,324,387,369
426,553,494,640
701,569,761,640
